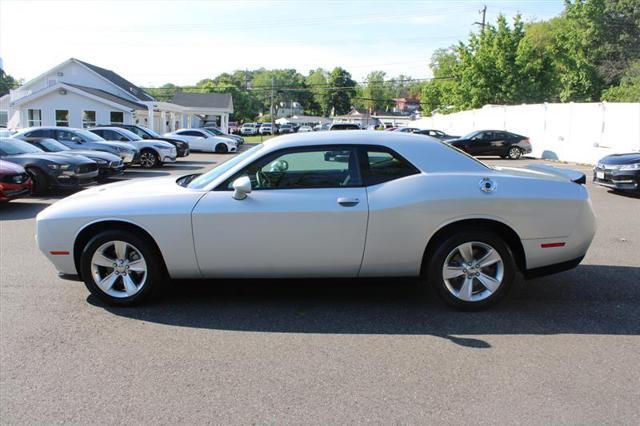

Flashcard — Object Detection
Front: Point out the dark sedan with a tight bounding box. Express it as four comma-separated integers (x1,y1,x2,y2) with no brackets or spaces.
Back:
449,130,532,159
593,152,640,193
0,138,98,195
106,124,190,157
20,137,124,181
0,161,32,202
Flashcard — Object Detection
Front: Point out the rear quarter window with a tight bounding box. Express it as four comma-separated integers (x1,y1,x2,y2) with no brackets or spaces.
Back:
361,148,419,185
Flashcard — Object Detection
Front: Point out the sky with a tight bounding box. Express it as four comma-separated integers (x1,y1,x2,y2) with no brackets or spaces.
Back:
0,0,564,87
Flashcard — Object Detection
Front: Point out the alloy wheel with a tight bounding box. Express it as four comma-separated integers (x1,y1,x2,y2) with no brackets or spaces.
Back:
441,241,504,302
90,240,147,298
508,147,521,159
139,151,157,168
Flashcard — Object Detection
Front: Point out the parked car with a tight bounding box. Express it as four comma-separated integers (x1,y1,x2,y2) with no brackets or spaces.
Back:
313,123,331,132
164,128,237,153
259,123,275,135
90,127,176,168
413,129,459,141
13,127,138,166
20,137,124,181
228,122,240,135
36,131,595,309
298,125,313,133
0,161,32,202
449,130,532,159
105,124,190,158
0,138,98,195
329,123,361,131
240,123,258,136
392,127,421,133
202,126,244,145
593,152,640,193
0,128,12,138
279,124,295,134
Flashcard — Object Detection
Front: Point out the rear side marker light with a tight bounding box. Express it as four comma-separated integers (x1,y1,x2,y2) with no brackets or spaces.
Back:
50,251,70,255
541,243,565,248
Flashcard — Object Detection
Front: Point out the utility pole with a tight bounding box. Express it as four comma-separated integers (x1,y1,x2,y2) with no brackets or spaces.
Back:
270,75,275,131
474,5,487,33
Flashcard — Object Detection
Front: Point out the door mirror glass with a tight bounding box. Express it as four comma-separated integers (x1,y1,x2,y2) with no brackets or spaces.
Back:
71,136,83,143
119,137,129,142
232,176,252,200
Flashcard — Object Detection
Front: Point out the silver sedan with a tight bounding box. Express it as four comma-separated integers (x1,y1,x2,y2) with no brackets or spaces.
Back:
36,131,596,309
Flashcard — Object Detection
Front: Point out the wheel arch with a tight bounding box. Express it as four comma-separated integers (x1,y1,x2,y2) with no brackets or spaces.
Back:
73,219,168,279
421,218,527,276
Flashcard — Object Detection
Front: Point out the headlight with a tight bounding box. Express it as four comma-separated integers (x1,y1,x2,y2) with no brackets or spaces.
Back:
620,163,640,171
96,159,108,165
47,164,70,170
153,144,170,149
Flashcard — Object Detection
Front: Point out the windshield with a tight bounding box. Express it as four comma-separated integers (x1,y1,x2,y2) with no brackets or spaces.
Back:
141,126,161,138
461,131,478,140
116,128,142,141
34,138,70,152
204,128,222,136
0,138,45,155
74,129,105,142
188,144,264,189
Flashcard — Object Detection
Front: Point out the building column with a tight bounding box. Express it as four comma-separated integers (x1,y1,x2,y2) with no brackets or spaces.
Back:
147,108,155,131
187,114,192,128
221,113,228,133
160,110,167,134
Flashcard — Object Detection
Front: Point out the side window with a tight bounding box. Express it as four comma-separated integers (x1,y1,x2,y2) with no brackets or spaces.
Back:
91,129,105,138
56,130,81,142
495,132,508,139
223,147,360,190
100,130,121,140
179,130,203,137
26,129,54,138
361,148,419,186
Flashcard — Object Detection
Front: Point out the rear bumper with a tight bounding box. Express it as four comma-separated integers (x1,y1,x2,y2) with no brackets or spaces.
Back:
524,255,585,279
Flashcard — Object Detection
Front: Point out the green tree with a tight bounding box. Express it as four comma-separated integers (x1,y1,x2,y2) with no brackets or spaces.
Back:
324,67,356,115
361,70,393,112
602,60,640,101
305,68,329,115
0,70,20,95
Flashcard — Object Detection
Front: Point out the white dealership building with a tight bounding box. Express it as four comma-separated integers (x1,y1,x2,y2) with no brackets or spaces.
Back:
2,58,233,133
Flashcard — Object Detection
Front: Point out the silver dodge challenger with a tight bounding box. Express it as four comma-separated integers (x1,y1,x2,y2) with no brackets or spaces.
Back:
36,131,596,309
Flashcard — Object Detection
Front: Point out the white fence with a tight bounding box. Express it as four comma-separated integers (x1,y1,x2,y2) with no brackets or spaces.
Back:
413,102,640,165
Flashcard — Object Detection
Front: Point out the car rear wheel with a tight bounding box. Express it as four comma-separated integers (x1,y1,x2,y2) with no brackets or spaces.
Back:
80,230,165,306
426,229,516,310
26,167,49,195
507,146,522,160
139,149,159,168
215,143,229,153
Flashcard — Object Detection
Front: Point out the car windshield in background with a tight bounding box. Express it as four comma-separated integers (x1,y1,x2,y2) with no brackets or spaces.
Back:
117,128,142,141
36,139,71,151
75,129,106,142
461,131,478,139
143,127,161,138
187,144,264,189
204,129,222,136
0,138,45,154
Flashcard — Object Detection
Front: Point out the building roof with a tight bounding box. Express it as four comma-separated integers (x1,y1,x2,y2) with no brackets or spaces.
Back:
66,84,147,110
74,58,155,102
170,92,233,110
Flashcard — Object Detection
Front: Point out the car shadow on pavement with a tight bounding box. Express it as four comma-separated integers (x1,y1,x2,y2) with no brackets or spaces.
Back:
89,264,640,348
0,201,52,220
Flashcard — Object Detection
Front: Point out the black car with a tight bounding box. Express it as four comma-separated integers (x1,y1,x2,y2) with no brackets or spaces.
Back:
449,130,532,159
20,137,124,181
593,152,640,193
0,138,98,195
329,123,361,131
105,124,190,157
413,129,459,141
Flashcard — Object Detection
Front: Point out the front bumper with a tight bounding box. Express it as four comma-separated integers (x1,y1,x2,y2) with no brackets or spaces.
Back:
593,168,640,191
52,169,99,189
177,146,190,157
0,182,32,202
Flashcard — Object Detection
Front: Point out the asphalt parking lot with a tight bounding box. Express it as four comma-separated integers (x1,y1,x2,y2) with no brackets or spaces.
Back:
1,148,639,424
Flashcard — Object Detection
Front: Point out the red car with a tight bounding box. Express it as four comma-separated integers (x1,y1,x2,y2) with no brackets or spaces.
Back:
0,161,32,202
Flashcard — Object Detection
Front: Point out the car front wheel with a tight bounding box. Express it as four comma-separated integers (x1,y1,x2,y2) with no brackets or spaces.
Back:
426,229,516,310
80,230,165,306
139,149,159,168
26,167,49,195
215,143,229,153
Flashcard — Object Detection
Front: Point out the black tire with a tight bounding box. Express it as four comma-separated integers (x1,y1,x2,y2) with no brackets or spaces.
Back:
80,230,166,306
507,146,522,160
26,167,49,195
215,143,229,153
139,149,159,168
425,228,516,310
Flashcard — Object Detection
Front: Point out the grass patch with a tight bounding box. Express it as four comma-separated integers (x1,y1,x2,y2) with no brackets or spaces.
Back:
241,135,276,144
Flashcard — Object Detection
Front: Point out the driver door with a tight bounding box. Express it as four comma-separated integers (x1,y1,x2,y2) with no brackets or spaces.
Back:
191,145,368,278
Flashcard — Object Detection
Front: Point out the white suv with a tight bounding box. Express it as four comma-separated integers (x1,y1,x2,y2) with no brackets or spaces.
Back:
240,123,257,136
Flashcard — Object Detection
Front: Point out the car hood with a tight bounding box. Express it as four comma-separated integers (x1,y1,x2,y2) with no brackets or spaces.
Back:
599,153,640,165
59,150,121,161
96,141,138,151
2,152,94,165
138,139,175,148
0,160,26,174
66,175,201,201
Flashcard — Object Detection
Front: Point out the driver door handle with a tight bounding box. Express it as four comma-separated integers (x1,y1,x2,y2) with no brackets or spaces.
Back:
337,197,360,207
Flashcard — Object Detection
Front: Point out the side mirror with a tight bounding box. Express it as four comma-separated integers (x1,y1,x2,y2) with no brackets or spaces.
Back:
232,176,252,200
142,134,150,139
119,137,129,142
71,136,82,143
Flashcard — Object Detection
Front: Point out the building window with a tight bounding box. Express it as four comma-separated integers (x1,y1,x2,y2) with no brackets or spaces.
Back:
0,111,7,127
28,109,42,127
110,111,124,124
82,111,96,128
55,110,69,127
